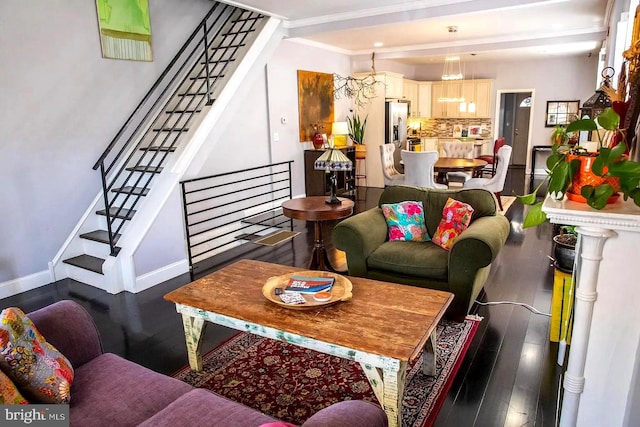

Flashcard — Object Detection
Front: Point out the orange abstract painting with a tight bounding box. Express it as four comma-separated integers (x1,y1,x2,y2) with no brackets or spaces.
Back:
297,70,334,142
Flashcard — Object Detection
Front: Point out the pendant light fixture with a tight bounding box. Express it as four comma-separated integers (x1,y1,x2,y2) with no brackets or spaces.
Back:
441,27,464,81
439,26,465,104
468,54,477,113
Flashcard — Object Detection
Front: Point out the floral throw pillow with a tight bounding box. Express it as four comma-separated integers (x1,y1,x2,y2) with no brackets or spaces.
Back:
0,369,28,404
432,198,474,250
381,201,430,242
0,307,74,404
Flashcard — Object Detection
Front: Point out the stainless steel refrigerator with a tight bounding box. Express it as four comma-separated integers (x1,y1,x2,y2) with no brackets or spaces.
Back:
385,100,409,171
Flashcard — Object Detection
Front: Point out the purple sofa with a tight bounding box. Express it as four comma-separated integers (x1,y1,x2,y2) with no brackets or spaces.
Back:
28,300,388,427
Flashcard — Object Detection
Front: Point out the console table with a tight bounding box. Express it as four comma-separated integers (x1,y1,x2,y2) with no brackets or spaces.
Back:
304,147,356,199
530,145,552,192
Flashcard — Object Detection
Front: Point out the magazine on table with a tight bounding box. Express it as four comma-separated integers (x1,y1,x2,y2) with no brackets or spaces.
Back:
284,275,334,294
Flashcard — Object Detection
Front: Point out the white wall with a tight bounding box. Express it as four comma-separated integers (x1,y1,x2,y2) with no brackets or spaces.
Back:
131,38,354,277
266,39,353,197
0,0,212,283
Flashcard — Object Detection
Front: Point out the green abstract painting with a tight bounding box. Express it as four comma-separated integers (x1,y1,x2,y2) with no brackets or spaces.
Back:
96,0,153,61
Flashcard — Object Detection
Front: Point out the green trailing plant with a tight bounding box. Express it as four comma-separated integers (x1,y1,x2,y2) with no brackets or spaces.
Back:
347,113,367,145
518,107,640,228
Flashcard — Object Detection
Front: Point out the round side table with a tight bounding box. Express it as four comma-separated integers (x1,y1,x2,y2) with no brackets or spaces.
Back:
281,196,354,271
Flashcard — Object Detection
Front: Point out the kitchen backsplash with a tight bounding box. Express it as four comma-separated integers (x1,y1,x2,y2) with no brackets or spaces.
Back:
407,118,493,139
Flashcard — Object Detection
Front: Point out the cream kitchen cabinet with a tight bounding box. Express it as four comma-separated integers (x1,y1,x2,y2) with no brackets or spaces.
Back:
381,71,404,99
402,79,419,117
473,80,493,117
431,79,493,118
417,82,432,118
431,81,462,118
404,79,432,118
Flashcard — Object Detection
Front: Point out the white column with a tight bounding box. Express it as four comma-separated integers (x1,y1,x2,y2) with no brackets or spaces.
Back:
560,227,615,427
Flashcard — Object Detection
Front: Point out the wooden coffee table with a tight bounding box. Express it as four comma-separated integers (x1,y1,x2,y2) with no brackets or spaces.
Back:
281,196,354,271
164,259,453,427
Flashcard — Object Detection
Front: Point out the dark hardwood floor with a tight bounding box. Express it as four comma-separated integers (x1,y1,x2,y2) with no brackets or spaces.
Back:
1,166,563,427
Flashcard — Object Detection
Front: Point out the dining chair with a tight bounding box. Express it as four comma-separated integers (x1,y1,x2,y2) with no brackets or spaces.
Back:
379,144,405,186
400,150,447,189
441,140,475,183
476,137,506,177
463,145,513,210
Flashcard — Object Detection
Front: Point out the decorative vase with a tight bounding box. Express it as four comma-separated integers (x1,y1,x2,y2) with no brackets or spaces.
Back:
355,144,366,159
312,132,324,149
566,153,620,203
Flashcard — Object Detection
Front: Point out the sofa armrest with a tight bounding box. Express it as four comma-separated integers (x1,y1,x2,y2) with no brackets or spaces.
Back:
447,214,510,315
302,400,388,427
332,208,389,277
28,300,104,368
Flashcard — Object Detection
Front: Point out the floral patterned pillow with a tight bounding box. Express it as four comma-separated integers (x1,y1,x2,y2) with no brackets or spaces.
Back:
432,198,474,250
0,307,74,403
0,369,28,404
381,201,430,242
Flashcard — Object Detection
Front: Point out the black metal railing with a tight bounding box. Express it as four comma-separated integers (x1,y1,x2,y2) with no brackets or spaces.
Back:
92,2,266,255
181,162,293,277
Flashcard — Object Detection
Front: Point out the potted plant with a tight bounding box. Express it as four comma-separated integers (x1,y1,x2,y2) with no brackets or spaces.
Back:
553,225,577,273
347,113,368,159
518,107,640,228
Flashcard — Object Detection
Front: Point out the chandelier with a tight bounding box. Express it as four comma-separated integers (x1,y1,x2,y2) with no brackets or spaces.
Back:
441,27,464,81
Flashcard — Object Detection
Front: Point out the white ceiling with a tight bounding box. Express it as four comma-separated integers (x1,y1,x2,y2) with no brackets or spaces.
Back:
226,0,611,65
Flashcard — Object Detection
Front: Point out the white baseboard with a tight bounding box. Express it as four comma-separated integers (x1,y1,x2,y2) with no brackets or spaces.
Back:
0,259,190,301
0,271,51,300
134,259,189,293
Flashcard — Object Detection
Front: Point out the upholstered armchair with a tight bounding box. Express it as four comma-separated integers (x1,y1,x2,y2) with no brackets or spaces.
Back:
332,186,510,319
380,144,404,186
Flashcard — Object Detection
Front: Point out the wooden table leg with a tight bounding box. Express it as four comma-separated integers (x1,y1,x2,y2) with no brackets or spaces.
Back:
308,220,338,272
181,313,207,371
308,220,326,270
422,328,438,376
360,360,407,427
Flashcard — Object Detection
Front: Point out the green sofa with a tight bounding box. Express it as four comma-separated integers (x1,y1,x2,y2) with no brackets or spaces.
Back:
332,186,510,319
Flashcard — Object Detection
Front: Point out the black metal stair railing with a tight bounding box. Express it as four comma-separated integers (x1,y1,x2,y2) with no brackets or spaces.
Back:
90,2,266,257
181,162,294,279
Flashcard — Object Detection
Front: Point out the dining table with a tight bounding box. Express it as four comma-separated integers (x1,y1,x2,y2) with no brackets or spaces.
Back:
434,157,487,185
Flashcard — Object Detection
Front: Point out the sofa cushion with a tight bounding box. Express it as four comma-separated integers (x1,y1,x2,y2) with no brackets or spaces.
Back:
432,198,474,250
137,388,279,427
381,200,429,241
367,240,448,280
70,353,192,427
0,369,28,404
0,307,74,404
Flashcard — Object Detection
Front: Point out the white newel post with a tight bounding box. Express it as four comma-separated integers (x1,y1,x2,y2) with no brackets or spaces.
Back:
542,196,640,427
560,227,615,427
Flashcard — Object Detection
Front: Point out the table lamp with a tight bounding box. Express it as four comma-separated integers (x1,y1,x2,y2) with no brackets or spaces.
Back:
314,145,353,204
331,121,349,148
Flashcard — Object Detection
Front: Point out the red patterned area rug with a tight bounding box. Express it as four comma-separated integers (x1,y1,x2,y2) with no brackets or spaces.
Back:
173,317,480,427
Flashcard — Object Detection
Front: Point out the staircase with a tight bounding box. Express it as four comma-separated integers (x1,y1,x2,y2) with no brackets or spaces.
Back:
53,3,282,293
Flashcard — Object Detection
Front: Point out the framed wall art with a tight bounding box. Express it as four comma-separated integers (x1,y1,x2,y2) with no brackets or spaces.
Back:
545,100,580,127
297,70,334,142
95,0,153,61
